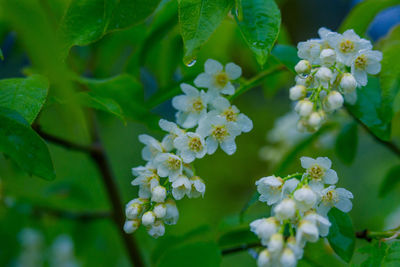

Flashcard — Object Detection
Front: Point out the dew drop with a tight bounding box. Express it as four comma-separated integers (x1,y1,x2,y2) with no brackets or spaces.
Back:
186,59,197,67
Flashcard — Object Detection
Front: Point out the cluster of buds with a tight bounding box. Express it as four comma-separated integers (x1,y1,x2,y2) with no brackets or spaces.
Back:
290,28,382,131
250,157,353,267
124,59,253,238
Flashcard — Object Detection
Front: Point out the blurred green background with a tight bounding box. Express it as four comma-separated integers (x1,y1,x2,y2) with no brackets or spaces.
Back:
0,0,400,266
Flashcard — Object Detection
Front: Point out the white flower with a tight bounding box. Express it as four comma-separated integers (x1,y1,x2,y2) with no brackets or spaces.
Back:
194,59,242,96
327,29,372,66
274,199,296,221
317,186,353,216
287,236,304,259
289,85,307,101
268,233,284,256
148,221,165,238
324,91,344,112
210,96,253,133
257,249,271,267
197,114,241,155
172,83,209,128
320,48,336,66
295,60,311,74
154,153,183,181
159,119,185,151
256,175,284,205
308,112,324,129
188,176,206,198
131,165,159,198
164,199,179,225
138,134,165,161
296,220,319,246
293,185,317,212
142,211,156,226
340,73,357,93
297,39,322,64
250,217,278,245
123,219,140,234
295,99,313,117
303,212,331,237
280,248,297,267
171,175,191,200
154,203,167,218
151,185,167,203
316,66,333,82
173,132,207,163
351,49,383,86
301,157,338,187
282,178,300,197
125,198,147,219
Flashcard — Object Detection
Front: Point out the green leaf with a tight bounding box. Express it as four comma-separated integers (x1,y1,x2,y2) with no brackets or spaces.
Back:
339,0,400,35
77,92,126,124
381,41,400,118
0,75,49,124
271,44,299,73
218,226,259,250
335,122,358,165
157,241,222,267
346,77,391,141
58,0,161,56
0,48,3,60
78,74,159,129
235,0,281,66
359,241,400,267
0,108,55,180
178,0,233,65
379,164,400,197
327,208,355,263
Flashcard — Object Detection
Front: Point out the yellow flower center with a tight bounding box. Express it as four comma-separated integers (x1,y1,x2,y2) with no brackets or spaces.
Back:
322,190,338,204
214,72,229,88
191,98,204,112
339,39,355,53
355,54,368,69
188,137,203,152
222,108,237,122
212,125,229,141
308,164,325,180
167,157,181,170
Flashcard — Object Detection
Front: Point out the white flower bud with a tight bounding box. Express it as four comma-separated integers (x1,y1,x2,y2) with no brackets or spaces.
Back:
125,202,142,219
164,199,179,225
250,217,278,245
153,203,167,218
326,91,344,111
141,211,156,226
295,60,311,74
123,219,140,234
295,100,313,117
316,66,333,81
151,185,166,203
257,249,271,267
320,49,336,66
280,248,297,267
268,233,284,255
340,73,357,93
148,221,165,238
308,112,323,128
289,85,307,101
297,220,319,245
274,199,296,220
293,185,317,212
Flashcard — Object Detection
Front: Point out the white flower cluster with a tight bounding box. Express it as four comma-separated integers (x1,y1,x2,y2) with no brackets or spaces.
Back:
124,59,253,238
290,27,382,131
250,157,353,267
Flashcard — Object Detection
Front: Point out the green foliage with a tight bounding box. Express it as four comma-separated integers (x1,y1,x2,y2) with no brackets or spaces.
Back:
347,77,391,141
271,44,299,73
178,0,233,65
339,0,400,36
0,75,49,124
235,0,281,66
157,241,221,267
359,241,400,266
379,164,400,197
335,122,358,165
0,48,3,60
0,108,55,180
327,208,355,263
218,226,259,250
58,0,161,56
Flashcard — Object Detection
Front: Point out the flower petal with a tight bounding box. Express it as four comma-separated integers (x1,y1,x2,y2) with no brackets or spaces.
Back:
194,73,212,88
324,169,338,184
220,137,237,155
300,157,315,169
204,59,223,74
225,62,242,79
